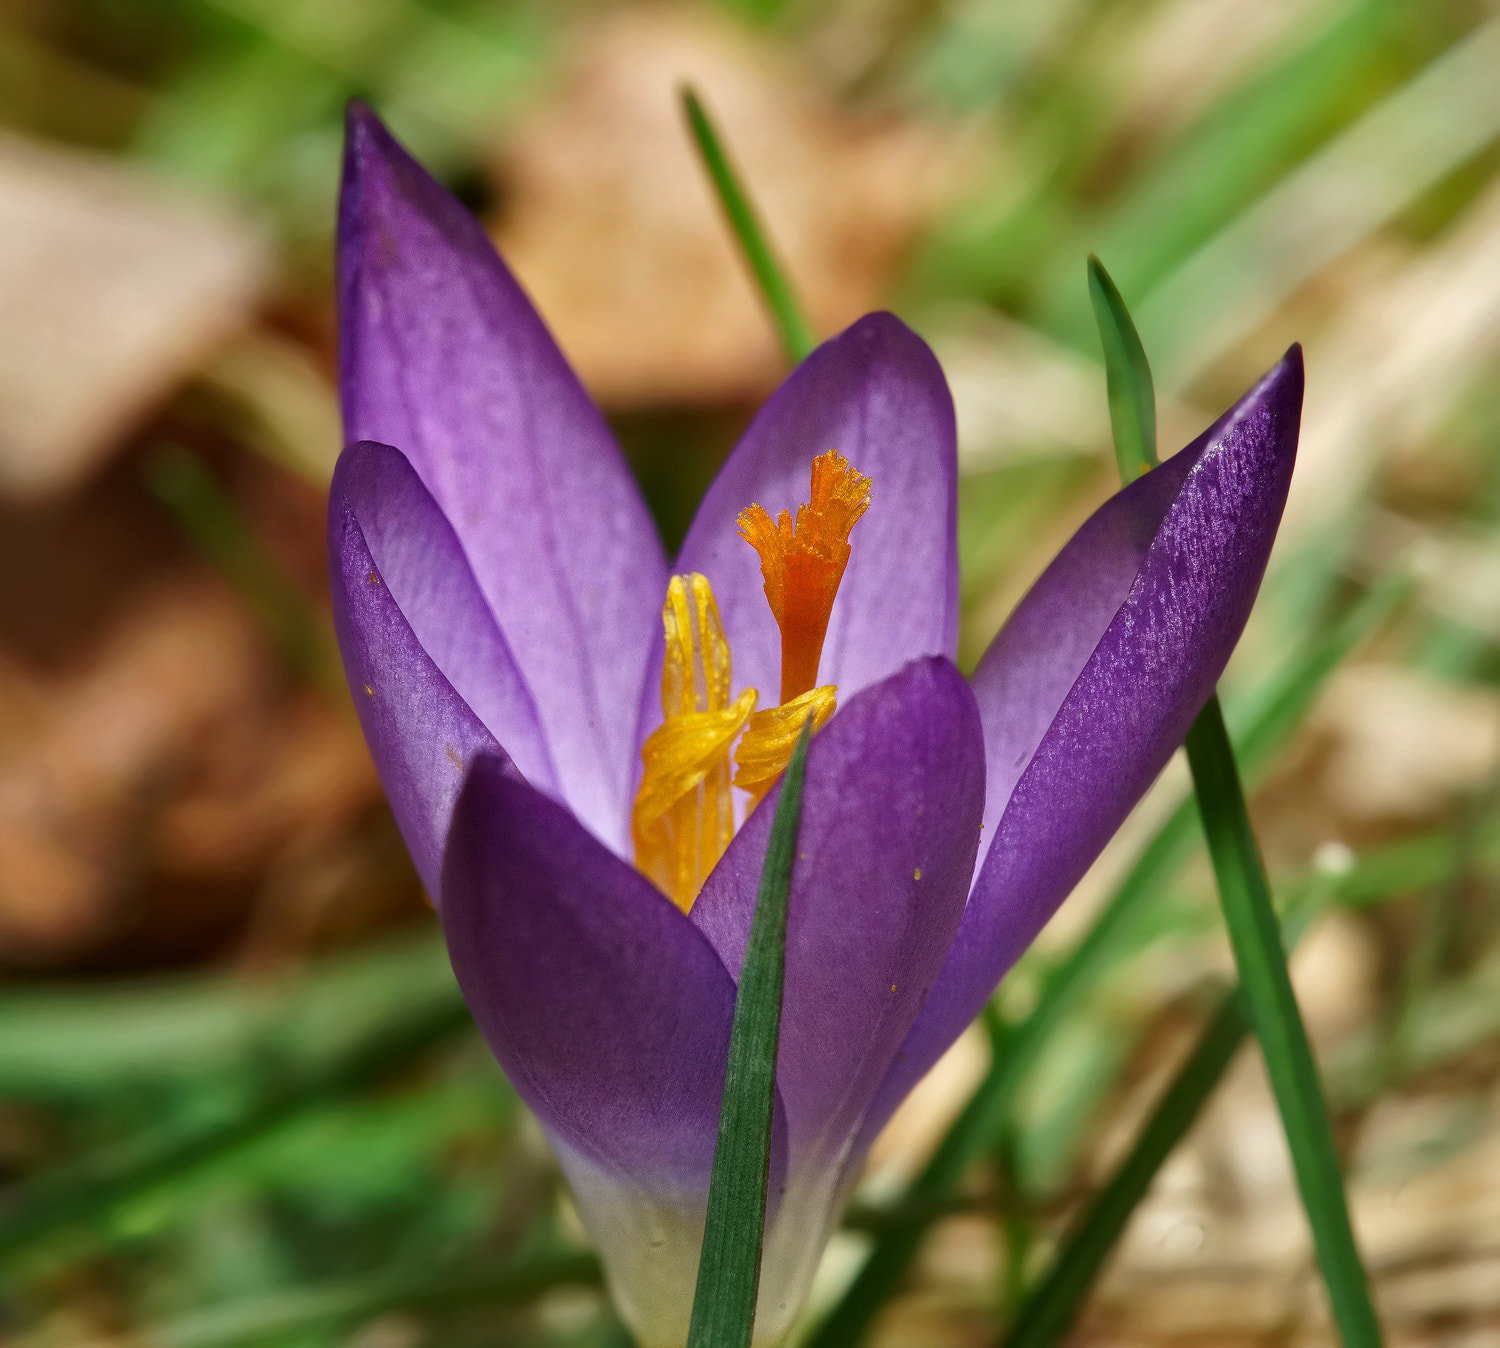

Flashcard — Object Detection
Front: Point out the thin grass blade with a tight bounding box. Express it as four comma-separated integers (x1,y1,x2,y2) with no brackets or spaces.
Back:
1087,255,1157,479
681,86,817,363
1005,988,1247,1348
1088,263,1378,1347
1183,701,1380,1346
686,717,814,1348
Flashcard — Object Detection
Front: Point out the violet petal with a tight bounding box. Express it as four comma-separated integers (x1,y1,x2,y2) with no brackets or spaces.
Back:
672,314,958,739
863,348,1303,1141
691,655,985,1173
334,440,558,803
338,103,666,852
441,755,799,1347
328,467,510,900
440,753,741,1191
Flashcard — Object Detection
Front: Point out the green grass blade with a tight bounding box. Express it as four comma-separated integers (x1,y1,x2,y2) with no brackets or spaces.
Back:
807,575,1400,1348
681,86,817,363
1087,255,1157,481
687,718,814,1348
1183,700,1380,1347
1090,266,1377,1345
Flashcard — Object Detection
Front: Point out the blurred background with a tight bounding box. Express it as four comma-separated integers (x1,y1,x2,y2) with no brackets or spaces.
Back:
2,0,1500,1344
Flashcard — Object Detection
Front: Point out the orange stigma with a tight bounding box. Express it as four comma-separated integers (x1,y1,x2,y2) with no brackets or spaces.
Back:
737,451,871,703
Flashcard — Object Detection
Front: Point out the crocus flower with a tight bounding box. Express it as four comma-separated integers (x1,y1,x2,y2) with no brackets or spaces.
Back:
330,103,1302,1348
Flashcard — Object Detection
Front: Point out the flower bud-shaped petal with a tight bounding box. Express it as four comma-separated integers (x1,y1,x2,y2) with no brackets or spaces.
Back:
441,758,786,1347
339,104,666,852
863,348,1303,1142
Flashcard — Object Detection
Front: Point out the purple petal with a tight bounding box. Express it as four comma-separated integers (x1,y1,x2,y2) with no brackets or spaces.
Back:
863,347,1304,1141
328,468,510,900
333,441,558,802
690,656,985,1170
440,754,739,1190
672,314,958,737
338,103,667,853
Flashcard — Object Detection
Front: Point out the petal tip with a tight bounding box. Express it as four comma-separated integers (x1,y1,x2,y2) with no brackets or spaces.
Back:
840,310,930,360
342,99,397,174
1265,340,1305,401
1260,342,1306,450
338,99,436,238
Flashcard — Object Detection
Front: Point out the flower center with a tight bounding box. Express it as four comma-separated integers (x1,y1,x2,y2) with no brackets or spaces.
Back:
632,453,869,909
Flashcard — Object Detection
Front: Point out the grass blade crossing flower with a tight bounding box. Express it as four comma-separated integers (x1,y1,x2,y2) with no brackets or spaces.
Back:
688,717,813,1348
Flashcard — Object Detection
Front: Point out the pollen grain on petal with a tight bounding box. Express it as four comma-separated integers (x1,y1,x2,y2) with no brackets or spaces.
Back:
633,574,756,912
738,450,870,703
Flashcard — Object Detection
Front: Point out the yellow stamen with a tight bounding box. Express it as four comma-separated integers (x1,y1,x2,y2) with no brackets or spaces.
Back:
737,451,871,704
633,574,756,912
732,686,837,810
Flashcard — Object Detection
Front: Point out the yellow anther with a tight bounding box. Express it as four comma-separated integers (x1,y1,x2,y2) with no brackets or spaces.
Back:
633,574,756,912
733,685,837,810
738,451,871,703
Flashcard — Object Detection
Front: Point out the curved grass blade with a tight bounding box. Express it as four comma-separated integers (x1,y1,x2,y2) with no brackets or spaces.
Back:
1085,261,1377,1347
807,573,1402,1348
687,717,814,1348
1006,988,1247,1348
1087,256,1157,480
681,86,817,363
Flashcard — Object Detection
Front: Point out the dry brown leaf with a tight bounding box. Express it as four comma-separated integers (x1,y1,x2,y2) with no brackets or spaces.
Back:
0,579,264,960
491,7,962,407
0,130,269,500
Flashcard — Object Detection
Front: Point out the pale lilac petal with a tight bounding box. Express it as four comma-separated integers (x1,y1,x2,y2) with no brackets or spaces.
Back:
862,347,1304,1141
690,656,984,1171
328,471,509,900
334,441,557,801
671,314,958,740
338,103,666,852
